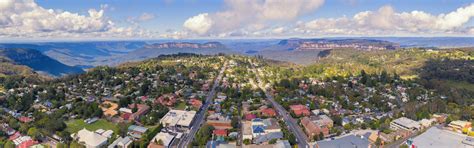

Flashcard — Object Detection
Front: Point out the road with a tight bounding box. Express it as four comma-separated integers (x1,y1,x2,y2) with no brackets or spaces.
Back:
250,60,310,148
176,61,227,148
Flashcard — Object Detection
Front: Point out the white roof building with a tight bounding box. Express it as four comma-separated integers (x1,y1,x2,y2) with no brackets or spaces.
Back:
76,129,108,148
160,110,196,128
151,132,175,147
390,117,421,131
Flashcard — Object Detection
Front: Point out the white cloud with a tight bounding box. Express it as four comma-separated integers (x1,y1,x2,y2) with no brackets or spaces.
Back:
297,4,474,36
183,13,213,35
0,0,156,40
138,13,155,22
183,0,324,35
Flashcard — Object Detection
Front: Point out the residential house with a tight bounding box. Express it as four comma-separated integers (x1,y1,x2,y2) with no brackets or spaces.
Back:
310,115,334,128
148,132,175,148
108,136,132,148
289,105,310,117
188,98,202,109
449,120,472,132
155,94,177,106
242,121,253,140
127,104,150,122
261,108,277,117
128,125,148,139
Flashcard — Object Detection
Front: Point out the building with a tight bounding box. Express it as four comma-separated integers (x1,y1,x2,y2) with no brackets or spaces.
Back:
155,94,177,106
261,108,277,117
242,121,253,140
188,98,203,109
213,129,228,137
432,114,448,123
411,126,473,148
160,110,196,128
127,104,150,122
108,136,132,148
128,125,148,139
390,117,421,131
448,120,472,132
262,118,281,133
419,118,436,129
301,117,329,139
289,105,310,117
148,132,175,148
310,115,334,128
314,134,370,148
251,118,266,138
100,101,119,117
75,129,108,148
207,120,232,130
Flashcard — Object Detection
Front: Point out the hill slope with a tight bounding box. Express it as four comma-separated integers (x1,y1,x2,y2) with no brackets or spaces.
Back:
0,48,84,76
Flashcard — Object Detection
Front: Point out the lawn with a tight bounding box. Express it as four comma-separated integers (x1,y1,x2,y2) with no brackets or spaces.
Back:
175,101,187,110
66,119,119,134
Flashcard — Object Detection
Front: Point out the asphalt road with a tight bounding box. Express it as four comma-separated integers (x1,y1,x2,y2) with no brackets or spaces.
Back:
250,60,310,148
176,62,227,148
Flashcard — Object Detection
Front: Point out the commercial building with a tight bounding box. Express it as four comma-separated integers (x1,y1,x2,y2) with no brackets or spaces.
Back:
448,120,472,132
390,117,421,131
160,110,196,128
75,129,108,148
148,132,175,148
411,127,473,148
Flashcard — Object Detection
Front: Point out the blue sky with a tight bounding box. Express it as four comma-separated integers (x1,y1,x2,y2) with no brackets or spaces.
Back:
1,0,474,40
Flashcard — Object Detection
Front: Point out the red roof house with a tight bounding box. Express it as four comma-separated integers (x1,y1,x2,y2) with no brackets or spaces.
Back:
244,114,257,121
18,116,33,123
290,105,310,117
213,129,227,137
155,94,177,106
261,108,277,117
188,98,203,109
18,140,38,148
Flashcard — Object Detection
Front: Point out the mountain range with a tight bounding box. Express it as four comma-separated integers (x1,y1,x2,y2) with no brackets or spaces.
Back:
0,37,473,77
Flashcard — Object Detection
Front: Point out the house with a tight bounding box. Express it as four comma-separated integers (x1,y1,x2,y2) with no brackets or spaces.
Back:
449,120,472,132
289,105,310,117
301,117,329,139
245,114,257,121
432,114,448,123
254,132,284,144
108,136,132,148
242,121,253,140
310,115,334,128
207,120,232,130
263,118,281,133
160,110,196,128
261,108,277,117
75,129,108,148
148,132,175,148
127,104,150,122
419,118,436,128
155,94,177,106
390,117,421,131
213,129,228,137
252,118,266,138
18,116,33,123
128,125,149,139
100,101,119,117
188,98,202,109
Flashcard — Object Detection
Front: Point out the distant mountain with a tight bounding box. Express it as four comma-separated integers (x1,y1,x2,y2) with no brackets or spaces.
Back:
0,41,146,68
0,48,84,76
104,42,236,65
276,38,400,51
256,38,400,65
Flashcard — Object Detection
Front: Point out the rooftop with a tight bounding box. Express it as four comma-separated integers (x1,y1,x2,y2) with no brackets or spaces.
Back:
160,110,196,127
315,134,370,148
412,127,472,148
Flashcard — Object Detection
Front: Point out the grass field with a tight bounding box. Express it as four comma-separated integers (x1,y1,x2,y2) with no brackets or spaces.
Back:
175,101,187,110
66,119,119,134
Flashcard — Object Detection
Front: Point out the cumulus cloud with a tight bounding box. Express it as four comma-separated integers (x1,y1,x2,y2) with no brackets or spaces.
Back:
298,4,474,36
183,13,213,35
0,0,155,40
183,0,324,35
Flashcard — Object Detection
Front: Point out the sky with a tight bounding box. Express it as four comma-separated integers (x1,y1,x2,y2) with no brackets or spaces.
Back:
1,0,474,41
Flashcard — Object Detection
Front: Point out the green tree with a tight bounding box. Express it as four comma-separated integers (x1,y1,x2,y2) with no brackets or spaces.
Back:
4,141,14,148
243,139,251,145
27,127,40,140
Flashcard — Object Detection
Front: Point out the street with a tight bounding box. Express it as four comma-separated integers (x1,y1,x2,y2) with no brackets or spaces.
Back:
176,61,227,148
250,60,310,148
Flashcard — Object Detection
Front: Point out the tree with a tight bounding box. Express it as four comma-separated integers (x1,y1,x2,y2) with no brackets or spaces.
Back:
243,139,251,145
27,127,40,140
4,141,14,148
319,132,324,140
157,139,163,145
231,116,239,128
269,139,277,144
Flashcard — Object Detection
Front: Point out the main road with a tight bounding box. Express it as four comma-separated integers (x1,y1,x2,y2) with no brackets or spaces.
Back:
177,61,227,148
250,60,310,148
